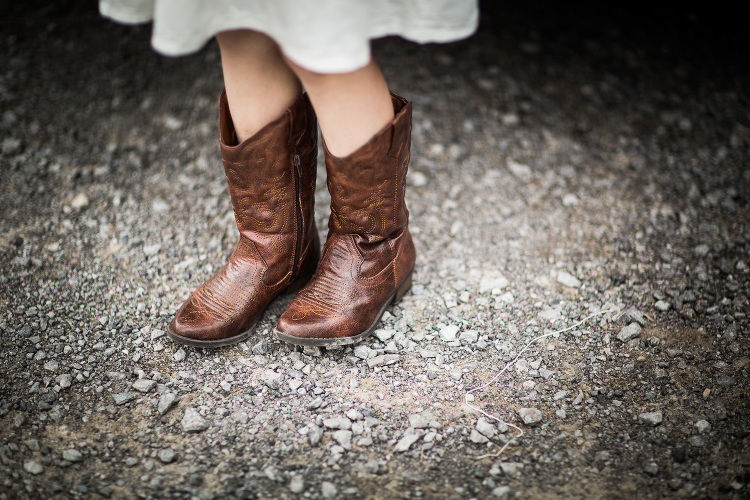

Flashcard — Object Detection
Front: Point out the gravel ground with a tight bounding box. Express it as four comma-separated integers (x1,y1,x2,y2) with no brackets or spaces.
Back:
1,2,749,499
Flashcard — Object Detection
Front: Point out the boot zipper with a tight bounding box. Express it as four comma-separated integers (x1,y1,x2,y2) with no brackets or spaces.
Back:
291,153,304,280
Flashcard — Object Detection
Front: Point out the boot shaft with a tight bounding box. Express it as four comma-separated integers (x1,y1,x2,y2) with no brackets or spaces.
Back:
324,93,412,242
218,91,317,237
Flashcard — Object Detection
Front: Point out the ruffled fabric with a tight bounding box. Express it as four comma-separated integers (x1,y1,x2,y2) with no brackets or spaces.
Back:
99,0,478,72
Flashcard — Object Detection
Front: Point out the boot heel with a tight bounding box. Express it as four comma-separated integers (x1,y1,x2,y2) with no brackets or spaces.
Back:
393,270,413,304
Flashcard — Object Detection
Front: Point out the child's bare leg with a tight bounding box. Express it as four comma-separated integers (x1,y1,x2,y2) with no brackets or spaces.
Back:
216,30,302,142
285,57,394,157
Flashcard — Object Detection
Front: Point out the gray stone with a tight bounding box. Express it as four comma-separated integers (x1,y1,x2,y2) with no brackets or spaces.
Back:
323,417,352,430
617,323,642,342
24,460,44,475
654,300,671,312
623,307,646,326
638,411,663,426
500,462,524,476
695,419,711,434
321,481,337,499
408,414,430,429
374,328,396,342
132,379,157,393
537,308,563,322
346,408,364,421
308,424,324,446
58,374,72,389
470,429,489,444
476,417,497,438
492,486,512,498
113,392,136,405
367,354,400,368
517,408,543,426
261,369,284,389
643,462,659,476
158,448,176,464
62,449,83,462
158,392,179,415
181,407,209,432
230,411,249,424
556,271,581,288
459,330,479,344
289,475,305,493
333,430,352,450
354,345,372,359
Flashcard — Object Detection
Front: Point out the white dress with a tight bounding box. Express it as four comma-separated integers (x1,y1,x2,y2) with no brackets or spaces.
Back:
99,0,479,73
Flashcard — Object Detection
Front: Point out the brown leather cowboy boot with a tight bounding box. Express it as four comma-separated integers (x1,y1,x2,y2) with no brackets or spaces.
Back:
168,90,320,347
275,92,416,346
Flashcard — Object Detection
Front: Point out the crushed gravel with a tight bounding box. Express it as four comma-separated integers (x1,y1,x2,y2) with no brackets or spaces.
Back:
1,2,748,499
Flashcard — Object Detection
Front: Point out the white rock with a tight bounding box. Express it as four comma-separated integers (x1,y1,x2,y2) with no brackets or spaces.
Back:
353,345,372,359
469,429,489,444
507,160,532,180
367,354,400,368
307,425,323,446
654,300,671,311
70,193,89,209
289,475,305,494
332,430,352,450
346,409,363,421
321,482,337,499
394,429,423,452
556,271,581,288
479,271,510,293
374,329,396,342
143,244,161,256
562,193,579,207
409,171,428,187
151,198,169,213
438,324,460,342
492,486,512,498
459,330,479,344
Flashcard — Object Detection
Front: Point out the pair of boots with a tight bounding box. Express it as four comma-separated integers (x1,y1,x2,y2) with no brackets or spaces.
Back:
167,90,416,348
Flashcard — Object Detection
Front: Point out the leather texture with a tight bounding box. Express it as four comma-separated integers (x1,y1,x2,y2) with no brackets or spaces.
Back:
170,90,319,345
276,92,416,343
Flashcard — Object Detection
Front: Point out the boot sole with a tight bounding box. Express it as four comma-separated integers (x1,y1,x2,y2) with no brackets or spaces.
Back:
166,271,315,349
273,269,414,347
